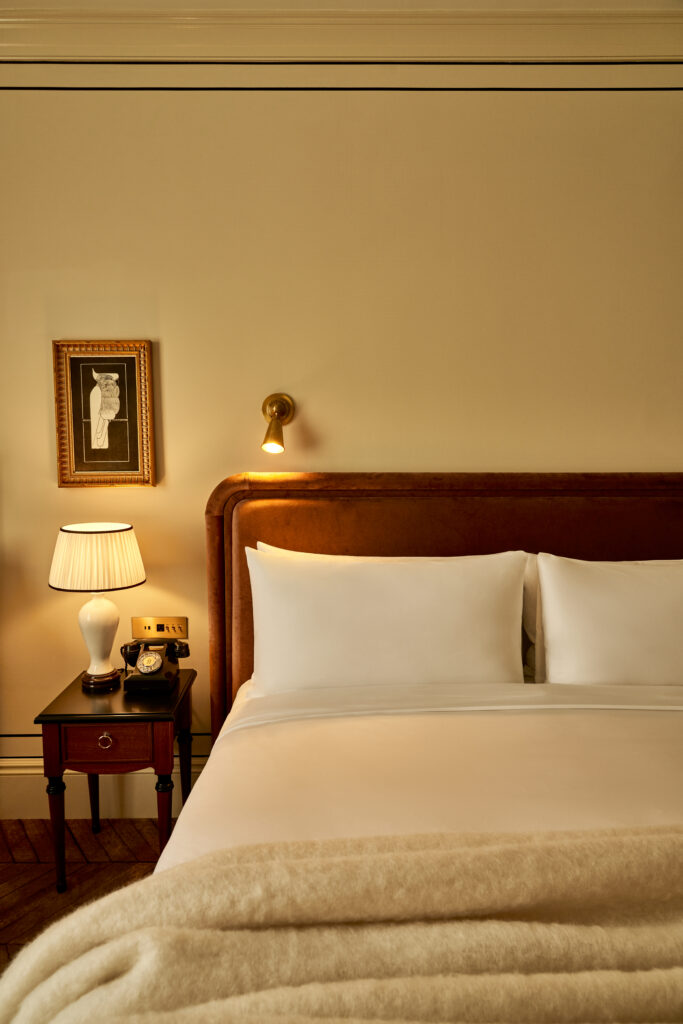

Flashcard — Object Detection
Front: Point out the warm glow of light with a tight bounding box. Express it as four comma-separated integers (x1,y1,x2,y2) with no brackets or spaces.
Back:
262,441,285,454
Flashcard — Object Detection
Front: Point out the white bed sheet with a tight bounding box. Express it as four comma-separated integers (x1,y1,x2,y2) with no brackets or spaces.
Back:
156,681,683,873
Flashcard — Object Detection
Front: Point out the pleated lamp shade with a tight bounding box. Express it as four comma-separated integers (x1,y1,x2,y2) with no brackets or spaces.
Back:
49,523,146,593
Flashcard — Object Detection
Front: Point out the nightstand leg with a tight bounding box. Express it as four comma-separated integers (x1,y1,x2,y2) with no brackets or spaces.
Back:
87,774,101,833
47,776,67,893
178,728,192,804
155,774,173,852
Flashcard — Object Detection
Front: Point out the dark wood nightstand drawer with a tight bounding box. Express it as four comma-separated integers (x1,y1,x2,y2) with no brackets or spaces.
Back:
62,723,153,764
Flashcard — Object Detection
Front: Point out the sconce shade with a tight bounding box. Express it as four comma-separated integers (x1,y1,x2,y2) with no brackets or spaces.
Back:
261,393,295,455
49,523,146,593
262,416,285,454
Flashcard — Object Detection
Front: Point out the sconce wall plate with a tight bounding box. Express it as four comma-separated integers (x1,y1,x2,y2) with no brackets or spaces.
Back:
262,393,295,425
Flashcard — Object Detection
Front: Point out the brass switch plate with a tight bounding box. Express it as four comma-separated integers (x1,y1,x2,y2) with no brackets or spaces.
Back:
131,616,189,640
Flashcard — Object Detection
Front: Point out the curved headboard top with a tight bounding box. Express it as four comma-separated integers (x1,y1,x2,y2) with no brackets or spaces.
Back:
205,471,683,740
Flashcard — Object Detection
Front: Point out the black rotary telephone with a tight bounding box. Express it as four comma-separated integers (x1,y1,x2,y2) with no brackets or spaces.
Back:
121,617,190,696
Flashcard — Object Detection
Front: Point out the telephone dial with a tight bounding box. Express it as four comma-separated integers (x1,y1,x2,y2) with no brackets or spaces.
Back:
121,616,189,696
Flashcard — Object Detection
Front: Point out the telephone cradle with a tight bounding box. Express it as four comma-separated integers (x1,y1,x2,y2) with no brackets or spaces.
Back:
121,639,190,696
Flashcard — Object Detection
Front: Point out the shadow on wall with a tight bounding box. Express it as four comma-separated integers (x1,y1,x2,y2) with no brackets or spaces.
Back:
0,543,61,647
151,339,165,485
293,405,322,453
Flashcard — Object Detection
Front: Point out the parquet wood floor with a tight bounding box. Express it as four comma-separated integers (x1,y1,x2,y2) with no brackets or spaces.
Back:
0,819,159,971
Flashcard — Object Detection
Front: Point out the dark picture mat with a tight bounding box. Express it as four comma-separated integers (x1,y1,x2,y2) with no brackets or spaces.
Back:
68,355,140,474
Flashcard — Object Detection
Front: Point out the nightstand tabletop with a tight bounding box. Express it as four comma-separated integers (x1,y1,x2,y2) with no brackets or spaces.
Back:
35,669,197,724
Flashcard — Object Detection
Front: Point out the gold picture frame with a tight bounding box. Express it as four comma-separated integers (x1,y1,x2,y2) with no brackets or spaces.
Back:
53,340,156,487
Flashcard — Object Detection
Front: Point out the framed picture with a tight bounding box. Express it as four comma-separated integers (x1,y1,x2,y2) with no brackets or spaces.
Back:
53,340,156,487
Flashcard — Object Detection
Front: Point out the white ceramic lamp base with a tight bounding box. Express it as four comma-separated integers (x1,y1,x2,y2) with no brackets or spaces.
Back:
78,594,121,691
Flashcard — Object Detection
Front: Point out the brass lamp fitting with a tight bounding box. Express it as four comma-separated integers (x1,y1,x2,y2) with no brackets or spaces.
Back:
261,393,295,454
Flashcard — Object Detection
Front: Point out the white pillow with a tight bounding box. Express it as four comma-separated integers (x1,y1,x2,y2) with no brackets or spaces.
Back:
537,553,683,685
259,543,540,683
247,546,527,693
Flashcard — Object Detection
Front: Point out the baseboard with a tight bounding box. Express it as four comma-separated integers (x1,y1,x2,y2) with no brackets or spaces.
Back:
0,758,207,818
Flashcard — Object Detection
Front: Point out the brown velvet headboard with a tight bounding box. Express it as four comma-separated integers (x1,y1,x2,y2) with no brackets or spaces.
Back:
205,472,683,740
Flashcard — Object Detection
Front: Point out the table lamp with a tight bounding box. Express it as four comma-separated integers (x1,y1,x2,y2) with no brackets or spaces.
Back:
49,522,146,692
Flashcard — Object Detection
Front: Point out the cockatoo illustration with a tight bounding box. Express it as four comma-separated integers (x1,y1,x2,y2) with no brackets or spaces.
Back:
90,370,120,449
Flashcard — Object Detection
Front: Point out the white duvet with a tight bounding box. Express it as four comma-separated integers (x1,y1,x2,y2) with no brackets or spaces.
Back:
157,681,683,873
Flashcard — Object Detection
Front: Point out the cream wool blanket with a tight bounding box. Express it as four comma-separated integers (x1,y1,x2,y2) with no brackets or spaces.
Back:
1,827,682,1024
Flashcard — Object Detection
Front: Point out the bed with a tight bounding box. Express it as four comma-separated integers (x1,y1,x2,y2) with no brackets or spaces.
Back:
2,471,682,1024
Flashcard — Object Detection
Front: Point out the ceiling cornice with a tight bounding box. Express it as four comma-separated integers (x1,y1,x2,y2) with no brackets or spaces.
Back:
3,7,683,23
1,6,682,61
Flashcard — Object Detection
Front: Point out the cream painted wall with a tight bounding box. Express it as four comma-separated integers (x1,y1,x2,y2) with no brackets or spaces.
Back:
1,62,682,812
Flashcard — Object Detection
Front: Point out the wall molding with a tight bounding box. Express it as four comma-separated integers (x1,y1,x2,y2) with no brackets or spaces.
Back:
3,60,681,90
1,7,682,62
0,756,208,817
0,755,207,774
0,758,45,776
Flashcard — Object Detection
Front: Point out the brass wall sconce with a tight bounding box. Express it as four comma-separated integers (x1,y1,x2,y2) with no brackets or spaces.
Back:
261,393,295,454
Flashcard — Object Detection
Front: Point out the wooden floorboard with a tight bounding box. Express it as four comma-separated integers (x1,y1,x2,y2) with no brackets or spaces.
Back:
133,817,163,853
0,825,14,863
21,820,54,863
111,819,159,862
63,825,87,863
0,822,36,863
66,819,110,862
0,862,46,894
0,866,59,931
93,823,137,863
0,819,159,970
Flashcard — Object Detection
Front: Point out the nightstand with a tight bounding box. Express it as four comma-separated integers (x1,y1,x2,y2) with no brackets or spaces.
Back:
35,668,196,891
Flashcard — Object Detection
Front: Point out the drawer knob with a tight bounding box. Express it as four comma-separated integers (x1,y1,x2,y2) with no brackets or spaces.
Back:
98,732,114,750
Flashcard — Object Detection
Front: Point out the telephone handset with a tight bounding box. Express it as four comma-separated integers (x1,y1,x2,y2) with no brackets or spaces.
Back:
121,617,190,696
